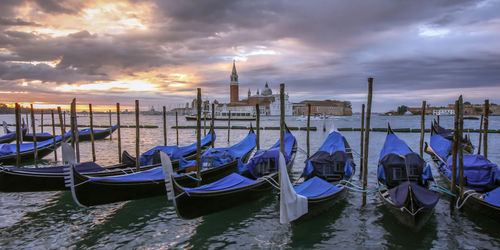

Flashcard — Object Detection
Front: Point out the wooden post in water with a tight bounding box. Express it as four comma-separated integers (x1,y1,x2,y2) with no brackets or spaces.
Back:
175,111,179,146
163,106,167,146
211,103,215,148
30,104,38,168
57,107,65,136
280,84,285,156
477,114,483,154
256,104,260,150
227,111,231,143
359,104,365,180
196,88,202,183
51,110,57,162
204,112,207,136
116,103,122,163
362,78,373,206
89,104,96,162
458,96,465,200
41,110,44,133
71,99,80,163
108,110,113,140
63,111,66,130
135,100,140,170
25,110,29,134
483,99,489,158
419,100,426,157
15,103,21,167
450,99,459,211
437,115,440,125
307,103,311,158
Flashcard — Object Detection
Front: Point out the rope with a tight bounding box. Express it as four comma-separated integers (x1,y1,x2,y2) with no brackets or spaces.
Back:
261,175,280,190
429,184,456,197
297,147,308,155
74,179,91,187
337,183,381,194
183,172,202,182
455,189,478,209
400,206,425,216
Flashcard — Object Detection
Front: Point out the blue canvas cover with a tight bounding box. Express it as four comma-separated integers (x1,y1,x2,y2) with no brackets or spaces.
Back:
5,161,105,173
25,132,53,137
379,133,412,162
79,125,118,135
294,176,342,198
89,167,164,182
302,131,353,178
139,132,215,165
179,132,256,171
483,187,500,207
0,131,70,156
389,182,440,209
429,134,452,161
444,154,499,191
184,173,257,193
239,132,295,177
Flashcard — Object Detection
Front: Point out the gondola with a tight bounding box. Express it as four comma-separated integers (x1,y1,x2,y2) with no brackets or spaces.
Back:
377,124,439,231
77,124,119,141
288,126,356,223
66,127,256,206
22,125,119,142
164,126,296,219
0,123,27,144
425,121,500,221
0,131,71,165
0,129,216,192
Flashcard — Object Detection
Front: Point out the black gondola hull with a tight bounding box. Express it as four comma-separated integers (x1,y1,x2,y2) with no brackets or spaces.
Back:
0,142,61,165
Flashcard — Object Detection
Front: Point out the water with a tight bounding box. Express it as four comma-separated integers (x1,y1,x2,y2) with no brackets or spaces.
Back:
1,113,499,249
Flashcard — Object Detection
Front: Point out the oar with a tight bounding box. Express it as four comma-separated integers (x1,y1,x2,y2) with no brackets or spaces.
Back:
424,142,449,167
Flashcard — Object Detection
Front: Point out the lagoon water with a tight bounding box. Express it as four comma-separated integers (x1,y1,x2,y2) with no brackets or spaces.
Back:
0,113,499,249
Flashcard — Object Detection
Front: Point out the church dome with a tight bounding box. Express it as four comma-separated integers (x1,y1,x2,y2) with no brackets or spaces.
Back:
261,82,272,96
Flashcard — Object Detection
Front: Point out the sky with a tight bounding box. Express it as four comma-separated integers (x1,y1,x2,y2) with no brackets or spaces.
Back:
0,0,499,112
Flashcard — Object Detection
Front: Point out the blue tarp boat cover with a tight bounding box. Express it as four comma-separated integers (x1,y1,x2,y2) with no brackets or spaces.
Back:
238,132,295,177
379,133,412,162
89,167,164,182
25,132,53,137
179,132,256,171
301,131,354,178
378,132,433,187
429,134,452,161
483,187,500,207
184,173,257,193
294,176,342,198
79,125,118,135
0,131,70,157
443,154,500,192
5,161,106,173
388,182,440,209
139,132,215,165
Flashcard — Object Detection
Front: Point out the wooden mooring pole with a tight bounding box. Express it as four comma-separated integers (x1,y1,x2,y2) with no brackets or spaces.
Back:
227,111,231,143
477,114,483,155
420,100,426,157
108,110,113,140
135,100,140,170
362,78,373,206
196,88,202,183
41,110,44,133
280,83,285,156
57,107,65,136
359,104,365,180
30,104,38,168
483,99,489,158
175,111,179,146
71,99,80,163
450,99,459,211
307,103,311,158
116,103,122,163
458,96,465,200
211,103,215,148
51,110,57,161
89,104,96,162
15,103,21,167
256,104,260,150
163,106,167,146
204,112,207,136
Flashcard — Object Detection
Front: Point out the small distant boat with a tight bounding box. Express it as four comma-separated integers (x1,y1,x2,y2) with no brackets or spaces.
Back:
426,121,500,221
286,125,355,222
66,127,256,206
165,125,296,219
0,130,216,192
377,124,439,231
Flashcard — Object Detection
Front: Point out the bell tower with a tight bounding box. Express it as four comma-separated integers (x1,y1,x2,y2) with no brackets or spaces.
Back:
230,60,239,104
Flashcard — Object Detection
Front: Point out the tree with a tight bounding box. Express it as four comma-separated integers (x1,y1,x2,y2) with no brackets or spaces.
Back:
397,105,408,115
